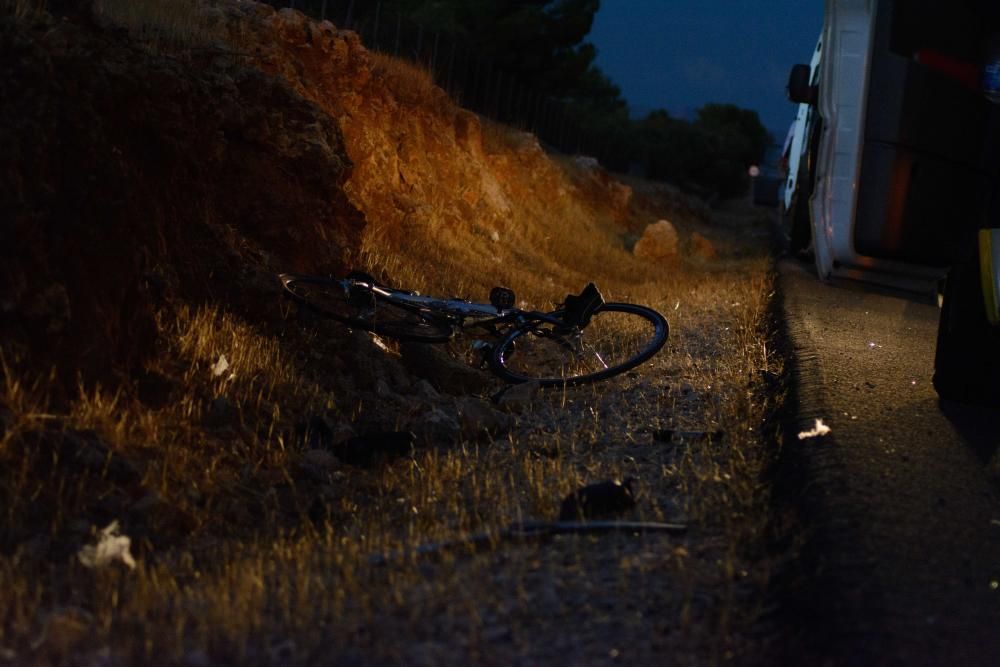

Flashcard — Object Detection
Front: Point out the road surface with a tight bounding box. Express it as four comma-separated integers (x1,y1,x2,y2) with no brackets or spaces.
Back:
775,258,1000,665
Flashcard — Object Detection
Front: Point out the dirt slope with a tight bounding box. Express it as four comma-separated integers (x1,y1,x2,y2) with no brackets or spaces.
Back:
1,6,367,393
1,0,702,390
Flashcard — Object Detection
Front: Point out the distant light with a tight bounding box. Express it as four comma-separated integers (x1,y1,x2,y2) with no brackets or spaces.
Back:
748,165,761,177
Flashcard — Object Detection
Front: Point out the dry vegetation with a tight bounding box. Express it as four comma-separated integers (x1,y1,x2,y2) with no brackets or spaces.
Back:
0,201,784,665
93,0,214,48
368,52,450,110
0,2,789,664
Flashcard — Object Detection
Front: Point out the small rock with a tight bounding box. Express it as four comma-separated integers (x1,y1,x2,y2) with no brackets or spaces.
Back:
454,397,513,439
296,461,331,484
385,358,413,392
494,380,541,413
128,490,162,519
400,341,493,395
303,448,337,469
348,331,400,391
633,220,679,261
417,409,462,444
412,379,441,401
559,479,636,521
374,377,396,399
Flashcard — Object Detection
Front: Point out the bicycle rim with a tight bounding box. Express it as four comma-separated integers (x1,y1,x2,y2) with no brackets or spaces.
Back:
491,303,668,386
280,274,453,342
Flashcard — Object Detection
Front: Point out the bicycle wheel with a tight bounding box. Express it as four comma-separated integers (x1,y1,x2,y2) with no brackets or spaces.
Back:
279,274,454,343
491,303,668,386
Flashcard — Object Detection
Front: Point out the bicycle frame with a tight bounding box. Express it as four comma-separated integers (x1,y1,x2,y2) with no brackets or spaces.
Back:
365,282,567,335
280,272,669,386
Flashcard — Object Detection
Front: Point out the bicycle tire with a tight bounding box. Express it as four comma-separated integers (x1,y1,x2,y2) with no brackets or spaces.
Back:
491,303,668,386
279,274,454,343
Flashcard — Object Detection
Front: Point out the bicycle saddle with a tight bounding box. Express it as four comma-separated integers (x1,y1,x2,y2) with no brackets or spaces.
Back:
561,282,604,329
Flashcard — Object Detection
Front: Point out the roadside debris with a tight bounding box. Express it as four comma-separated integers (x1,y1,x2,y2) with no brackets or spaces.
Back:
210,354,230,377
559,479,636,521
330,430,417,467
798,418,831,440
77,521,136,570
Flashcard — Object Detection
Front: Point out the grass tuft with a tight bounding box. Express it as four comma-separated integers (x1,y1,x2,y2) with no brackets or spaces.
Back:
93,0,214,51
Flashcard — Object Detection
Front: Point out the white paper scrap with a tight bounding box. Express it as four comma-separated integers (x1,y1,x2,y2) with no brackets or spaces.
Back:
798,418,831,440
78,521,136,570
211,354,230,377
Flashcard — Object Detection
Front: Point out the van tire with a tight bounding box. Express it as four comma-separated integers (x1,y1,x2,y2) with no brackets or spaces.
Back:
932,243,1000,406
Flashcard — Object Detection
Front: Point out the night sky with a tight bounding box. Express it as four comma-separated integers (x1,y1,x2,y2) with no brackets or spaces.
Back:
589,0,825,142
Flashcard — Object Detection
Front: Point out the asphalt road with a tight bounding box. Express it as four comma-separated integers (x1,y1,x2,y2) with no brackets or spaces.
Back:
775,258,1000,665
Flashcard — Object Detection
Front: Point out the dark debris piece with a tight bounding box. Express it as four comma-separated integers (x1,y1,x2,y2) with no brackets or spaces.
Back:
330,430,417,468
559,478,636,521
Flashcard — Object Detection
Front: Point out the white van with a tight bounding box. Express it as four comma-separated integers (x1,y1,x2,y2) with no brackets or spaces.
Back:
785,0,1000,403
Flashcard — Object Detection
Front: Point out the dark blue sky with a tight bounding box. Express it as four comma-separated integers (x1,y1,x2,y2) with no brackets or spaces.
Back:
589,0,825,141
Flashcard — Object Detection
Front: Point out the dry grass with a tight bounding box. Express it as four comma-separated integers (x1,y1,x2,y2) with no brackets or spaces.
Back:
0,194,783,663
480,117,538,154
0,0,45,21
0,4,786,662
369,51,452,111
92,0,219,52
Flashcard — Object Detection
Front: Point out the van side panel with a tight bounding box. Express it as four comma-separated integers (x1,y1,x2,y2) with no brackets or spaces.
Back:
813,0,876,279
853,0,993,266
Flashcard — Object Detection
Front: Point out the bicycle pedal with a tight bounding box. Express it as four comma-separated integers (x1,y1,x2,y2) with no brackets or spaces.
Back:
490,286,515,311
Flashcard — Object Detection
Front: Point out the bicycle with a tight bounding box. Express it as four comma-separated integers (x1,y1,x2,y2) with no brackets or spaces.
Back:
278,271,668,387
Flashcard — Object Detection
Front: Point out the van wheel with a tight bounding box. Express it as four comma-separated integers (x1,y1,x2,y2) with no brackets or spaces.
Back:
786,186,812,254
932,242,1000,406
785,162,812,255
